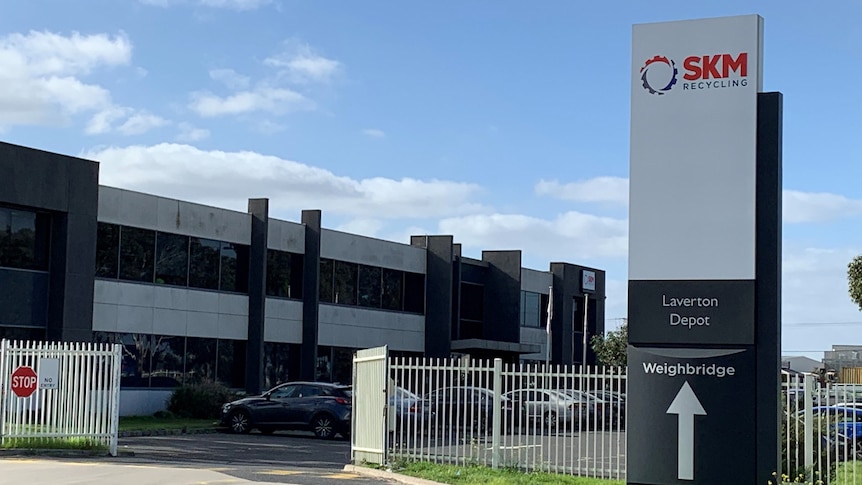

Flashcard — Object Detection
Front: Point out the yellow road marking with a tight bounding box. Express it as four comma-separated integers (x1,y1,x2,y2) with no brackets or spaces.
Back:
260,470,304,476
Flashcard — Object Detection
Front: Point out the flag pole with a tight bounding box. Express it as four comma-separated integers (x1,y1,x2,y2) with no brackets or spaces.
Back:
545,285,553,372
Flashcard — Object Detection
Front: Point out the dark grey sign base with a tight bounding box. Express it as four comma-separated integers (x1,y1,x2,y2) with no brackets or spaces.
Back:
628,280,754,346
627,346,755,485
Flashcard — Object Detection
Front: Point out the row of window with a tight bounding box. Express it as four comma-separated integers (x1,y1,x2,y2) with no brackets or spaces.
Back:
96,223,250,293
319,258,425,314
0,207,50,271
93,332,300,390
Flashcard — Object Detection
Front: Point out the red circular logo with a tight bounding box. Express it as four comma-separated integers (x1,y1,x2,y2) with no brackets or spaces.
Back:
11,366,38,398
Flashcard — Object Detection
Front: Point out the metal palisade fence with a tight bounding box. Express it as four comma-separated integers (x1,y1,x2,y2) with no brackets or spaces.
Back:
781,371,860,485
386,356,627,480
0,339,123,456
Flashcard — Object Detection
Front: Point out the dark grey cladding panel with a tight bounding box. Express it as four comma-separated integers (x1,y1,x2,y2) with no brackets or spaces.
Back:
0,142,96,212
300,209,321,381
0,270,49,327
481,251,521,344
424,236,453,358
628,279,755,345
459,260,486,284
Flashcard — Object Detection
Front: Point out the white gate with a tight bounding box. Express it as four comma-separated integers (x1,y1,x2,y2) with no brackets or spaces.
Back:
351,345,389,465
0,339,123,456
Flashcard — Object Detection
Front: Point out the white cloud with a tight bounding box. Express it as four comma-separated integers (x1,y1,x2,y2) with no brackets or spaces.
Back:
209,68,250,90
783,190,862,223
116,112,168,135
362,128,386,138
86,106,132,134
437,211,628,261
536,177,629,205
84,143,486,218
0,30,131,127
189,87,312,117
264,41,341,84
176,122,210,142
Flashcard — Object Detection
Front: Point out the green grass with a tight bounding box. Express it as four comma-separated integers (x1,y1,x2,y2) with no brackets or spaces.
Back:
832,461,862,485
390,461,624,485
118,415,219,432
1,437,107,451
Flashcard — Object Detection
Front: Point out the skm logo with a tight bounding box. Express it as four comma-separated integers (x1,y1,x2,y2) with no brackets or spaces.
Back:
683,53,748,80
639,52,749,95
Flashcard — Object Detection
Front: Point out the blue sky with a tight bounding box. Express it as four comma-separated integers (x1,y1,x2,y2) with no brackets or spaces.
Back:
1,1,860,359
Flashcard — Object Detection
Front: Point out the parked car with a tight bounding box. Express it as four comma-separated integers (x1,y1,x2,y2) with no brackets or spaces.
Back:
220,381,352,439
421,386,519,433
559,389,624,428
503,389,584,430
806,406,862,439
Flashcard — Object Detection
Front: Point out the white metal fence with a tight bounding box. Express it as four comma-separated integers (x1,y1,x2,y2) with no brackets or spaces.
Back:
0,339,123,456
353,352,861,483
781,371,860,485
387,357,626,480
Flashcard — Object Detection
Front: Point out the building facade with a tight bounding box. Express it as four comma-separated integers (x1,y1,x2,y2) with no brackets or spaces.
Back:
0,141,606,414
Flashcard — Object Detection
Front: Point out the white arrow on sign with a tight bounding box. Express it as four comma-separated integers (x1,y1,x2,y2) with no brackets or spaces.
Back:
666,381,706,481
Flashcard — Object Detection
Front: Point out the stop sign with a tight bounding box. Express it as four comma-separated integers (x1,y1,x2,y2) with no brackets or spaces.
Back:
11,366,38,398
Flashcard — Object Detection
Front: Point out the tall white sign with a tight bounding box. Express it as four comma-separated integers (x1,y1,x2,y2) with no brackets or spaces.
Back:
629,15,763,281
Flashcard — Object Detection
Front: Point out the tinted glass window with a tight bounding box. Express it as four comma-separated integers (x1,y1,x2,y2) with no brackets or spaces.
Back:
403,272,425,314
95,332,152,388
460,283,484,321
333,260,357,305
357,265,381,308
0,207,50,271
189,237,220,290
264,342,292,390
150,335,184,388
119,226,155,282
381,268,402,311
217,339,246,388
219,242,249,293
299,385,322,397
95,223,119,278
271,384,298,399
155,232,189,286
319,259,334,303
523,291,540,328
185,337,216,383
266,250,303,299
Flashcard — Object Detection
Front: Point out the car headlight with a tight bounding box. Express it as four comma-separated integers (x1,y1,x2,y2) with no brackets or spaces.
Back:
222,403,232,414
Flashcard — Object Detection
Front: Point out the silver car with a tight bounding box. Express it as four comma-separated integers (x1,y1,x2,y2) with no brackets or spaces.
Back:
503,389,582,429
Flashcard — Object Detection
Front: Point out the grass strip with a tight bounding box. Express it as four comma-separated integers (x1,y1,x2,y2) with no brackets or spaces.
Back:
392,461,624,485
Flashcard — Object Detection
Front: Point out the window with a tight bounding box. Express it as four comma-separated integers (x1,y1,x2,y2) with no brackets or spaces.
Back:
155,232,189,286
271,384,298,400
333,260,357,305
119,226,155,282
521,291,540,328
266,250,303,299
185,337,216,384
189,237,220,290
381,268,403,311
150,335,184,388
264,342,292,390
219,242,249,293
319,259,334,303
94,332,152,388
357,265,381,308
403,272,425,314
0,207,50,271
460,283,484,321
217,339,246,388
95,223,119,278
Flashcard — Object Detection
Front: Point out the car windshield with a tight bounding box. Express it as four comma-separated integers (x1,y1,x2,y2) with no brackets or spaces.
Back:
395,387,419,400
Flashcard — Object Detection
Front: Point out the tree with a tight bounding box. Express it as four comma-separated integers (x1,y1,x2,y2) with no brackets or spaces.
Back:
850,255,862,312
591,322,628,367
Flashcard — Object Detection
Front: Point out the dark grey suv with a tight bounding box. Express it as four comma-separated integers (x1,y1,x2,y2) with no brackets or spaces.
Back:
220,382,352,439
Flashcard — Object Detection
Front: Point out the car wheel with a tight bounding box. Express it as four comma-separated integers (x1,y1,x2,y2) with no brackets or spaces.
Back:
228,409,252,434
312,414,337,440
543,411,558,430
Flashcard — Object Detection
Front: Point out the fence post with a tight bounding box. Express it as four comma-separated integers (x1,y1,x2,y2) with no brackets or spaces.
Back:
109,343,122,457
802,374,814,479
492,358,502,469
0,339,6,444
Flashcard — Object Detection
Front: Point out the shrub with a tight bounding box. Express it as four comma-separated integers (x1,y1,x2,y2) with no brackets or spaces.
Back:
167,380,237,419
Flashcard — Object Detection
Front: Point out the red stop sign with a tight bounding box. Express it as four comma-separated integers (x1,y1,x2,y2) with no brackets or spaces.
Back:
11,366,38,398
